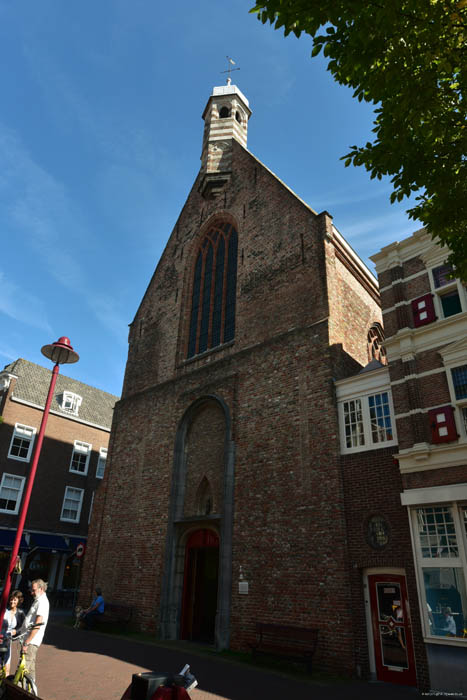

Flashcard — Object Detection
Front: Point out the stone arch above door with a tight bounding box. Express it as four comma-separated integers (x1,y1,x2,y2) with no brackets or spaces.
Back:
159,394,235,650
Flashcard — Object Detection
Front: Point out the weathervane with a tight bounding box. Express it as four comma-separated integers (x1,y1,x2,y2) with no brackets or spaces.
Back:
221,56,240,85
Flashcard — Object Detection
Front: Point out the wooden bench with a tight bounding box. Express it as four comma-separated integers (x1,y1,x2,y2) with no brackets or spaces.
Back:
98,602,133,630
250,622,319,673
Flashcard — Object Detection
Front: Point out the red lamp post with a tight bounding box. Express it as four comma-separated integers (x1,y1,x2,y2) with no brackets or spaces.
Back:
0,337,79,629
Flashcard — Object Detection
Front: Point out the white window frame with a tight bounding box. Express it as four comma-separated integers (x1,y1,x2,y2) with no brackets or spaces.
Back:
61,391,82,416
429,263,467,321
88,491,95,524
8,423,37,462
445,363,467,439
60,486,84,523
0,473,26,515
69,440,92,475
96,447,107,479
338,389,397,454
408,501,467,644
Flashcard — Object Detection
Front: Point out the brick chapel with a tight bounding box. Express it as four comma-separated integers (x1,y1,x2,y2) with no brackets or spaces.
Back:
81,82,391,676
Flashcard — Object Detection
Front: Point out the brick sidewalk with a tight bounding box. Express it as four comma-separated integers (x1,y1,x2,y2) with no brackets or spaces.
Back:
21,619,421,700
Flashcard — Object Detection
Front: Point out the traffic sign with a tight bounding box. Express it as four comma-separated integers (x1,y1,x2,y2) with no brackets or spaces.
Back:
76,542,86,558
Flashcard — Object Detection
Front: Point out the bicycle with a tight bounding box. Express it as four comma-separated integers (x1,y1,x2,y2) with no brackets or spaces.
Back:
0,623,43,698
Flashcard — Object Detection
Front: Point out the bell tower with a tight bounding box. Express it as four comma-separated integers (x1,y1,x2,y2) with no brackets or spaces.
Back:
199,82,251,199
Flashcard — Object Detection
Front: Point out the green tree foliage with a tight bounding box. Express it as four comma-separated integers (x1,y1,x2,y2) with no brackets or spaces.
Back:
250,1,467,277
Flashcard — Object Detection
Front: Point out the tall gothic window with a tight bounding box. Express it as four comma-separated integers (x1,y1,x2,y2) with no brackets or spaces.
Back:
187,222,238,358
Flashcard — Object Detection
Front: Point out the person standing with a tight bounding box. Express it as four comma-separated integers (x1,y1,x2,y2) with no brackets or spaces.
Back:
20,579,49,684
3,590,25,674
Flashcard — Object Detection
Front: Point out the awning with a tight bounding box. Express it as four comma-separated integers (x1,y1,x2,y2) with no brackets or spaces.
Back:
0,530,29,552
29,533,69,552
67,537,87,553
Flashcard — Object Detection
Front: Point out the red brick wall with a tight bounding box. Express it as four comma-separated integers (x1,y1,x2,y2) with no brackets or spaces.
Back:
82,140,383,677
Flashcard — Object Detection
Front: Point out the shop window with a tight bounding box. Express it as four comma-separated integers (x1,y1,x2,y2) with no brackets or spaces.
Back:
412,505,467,639
8,423,36,462
60,486,84,523
69,441,92,475
0,473,25,514
96,448,107,479
339,390,396,453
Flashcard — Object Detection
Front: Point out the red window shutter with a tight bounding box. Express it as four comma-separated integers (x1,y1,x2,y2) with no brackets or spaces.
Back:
412,294,436,327
428,406,458,444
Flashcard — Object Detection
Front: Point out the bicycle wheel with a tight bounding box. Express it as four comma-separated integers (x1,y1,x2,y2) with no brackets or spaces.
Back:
20,673,38,696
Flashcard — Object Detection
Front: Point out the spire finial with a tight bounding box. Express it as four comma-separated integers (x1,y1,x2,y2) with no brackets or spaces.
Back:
221,56,240,85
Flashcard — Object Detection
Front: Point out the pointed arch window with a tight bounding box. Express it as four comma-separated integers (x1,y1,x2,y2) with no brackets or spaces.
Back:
188,222,238,358
368,322,387,364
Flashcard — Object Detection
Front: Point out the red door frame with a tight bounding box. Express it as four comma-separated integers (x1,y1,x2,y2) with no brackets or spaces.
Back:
180,529,219,640
368,573,417,686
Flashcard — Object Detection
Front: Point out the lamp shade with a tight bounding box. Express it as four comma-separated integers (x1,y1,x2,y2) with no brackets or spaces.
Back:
41,337,79,365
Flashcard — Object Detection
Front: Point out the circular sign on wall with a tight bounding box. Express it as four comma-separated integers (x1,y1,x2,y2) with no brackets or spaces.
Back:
75,542,86,558
366,515,390,550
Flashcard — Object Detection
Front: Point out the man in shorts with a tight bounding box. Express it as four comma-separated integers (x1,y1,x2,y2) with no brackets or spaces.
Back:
20,579,49,683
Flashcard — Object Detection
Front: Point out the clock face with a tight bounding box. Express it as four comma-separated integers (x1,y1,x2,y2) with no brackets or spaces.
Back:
366,515,390,550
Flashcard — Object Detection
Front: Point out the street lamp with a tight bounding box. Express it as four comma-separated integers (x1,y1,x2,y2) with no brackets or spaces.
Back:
0,337,79,629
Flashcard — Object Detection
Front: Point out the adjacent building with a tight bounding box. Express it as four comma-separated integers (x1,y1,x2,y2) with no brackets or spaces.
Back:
0,358,118,599
371,228,467,695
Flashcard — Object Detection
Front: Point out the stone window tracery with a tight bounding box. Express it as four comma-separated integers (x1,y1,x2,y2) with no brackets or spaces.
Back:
187,221,238,358
368,322,387,364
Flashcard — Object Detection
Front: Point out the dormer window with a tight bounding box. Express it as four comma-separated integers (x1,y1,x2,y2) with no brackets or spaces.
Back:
61,391,82,415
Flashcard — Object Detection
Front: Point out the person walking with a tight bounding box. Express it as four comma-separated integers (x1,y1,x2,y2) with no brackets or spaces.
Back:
20,579,49,685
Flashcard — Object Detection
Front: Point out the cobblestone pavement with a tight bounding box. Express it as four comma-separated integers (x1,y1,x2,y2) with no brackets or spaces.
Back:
19,618,422,700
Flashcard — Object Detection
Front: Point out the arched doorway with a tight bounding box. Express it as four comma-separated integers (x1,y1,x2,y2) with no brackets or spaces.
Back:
180,529,219,643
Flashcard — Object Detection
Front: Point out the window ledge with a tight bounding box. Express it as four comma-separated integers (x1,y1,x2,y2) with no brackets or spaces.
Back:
183,340,234,366
397,440,467,473
424,636,467,647
340,441,397,456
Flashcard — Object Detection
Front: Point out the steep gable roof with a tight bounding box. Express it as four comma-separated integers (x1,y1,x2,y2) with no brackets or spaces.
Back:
3,358,118,429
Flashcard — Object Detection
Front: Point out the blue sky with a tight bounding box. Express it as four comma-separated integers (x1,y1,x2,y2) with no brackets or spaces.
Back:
0,1,417,397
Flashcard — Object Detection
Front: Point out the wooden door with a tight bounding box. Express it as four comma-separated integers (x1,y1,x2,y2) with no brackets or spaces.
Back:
368,573,417,686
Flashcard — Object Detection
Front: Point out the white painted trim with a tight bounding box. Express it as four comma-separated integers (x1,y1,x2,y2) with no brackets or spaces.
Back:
60,486,84,523
69,440,92,476
7,422,37,462
335,366,390,398
406,505,467,645
0,472,26,515
396,440,467,473
9,396,112,432
401,483,467,505
384,312,467,363
338,388,397,454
